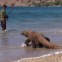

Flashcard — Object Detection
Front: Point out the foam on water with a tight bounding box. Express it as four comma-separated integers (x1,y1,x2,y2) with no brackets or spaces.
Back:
41,29,62,34
19,43,27,47
0,43,27,48
12,51,62,62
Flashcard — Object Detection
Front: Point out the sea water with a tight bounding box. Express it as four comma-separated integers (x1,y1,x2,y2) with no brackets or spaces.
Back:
0,6,62,62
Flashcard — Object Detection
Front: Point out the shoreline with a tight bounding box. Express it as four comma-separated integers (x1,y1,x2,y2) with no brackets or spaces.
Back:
12,51,62,62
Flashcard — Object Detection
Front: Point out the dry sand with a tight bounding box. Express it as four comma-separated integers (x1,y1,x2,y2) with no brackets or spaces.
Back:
12,51,62,62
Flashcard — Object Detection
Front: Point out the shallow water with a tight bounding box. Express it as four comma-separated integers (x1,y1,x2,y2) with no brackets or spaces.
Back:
0,7,62,62
0,30,62,62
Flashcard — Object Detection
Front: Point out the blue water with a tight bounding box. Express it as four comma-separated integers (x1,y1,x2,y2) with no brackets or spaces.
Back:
7,7,62,40
0,6,62,62
5,7,62,31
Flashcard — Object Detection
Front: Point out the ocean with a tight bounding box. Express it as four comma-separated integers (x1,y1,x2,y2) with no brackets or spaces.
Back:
0,6,62,62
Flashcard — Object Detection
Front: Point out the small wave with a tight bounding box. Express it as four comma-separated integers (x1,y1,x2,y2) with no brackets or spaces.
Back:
41,30,62,34
8,44,27,48
11,51,62,62
9,43,27,48
19,43,27,47
0,29,18,34
0,43,26,49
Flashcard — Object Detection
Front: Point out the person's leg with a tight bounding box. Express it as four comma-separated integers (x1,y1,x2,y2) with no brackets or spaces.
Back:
1,20,6,31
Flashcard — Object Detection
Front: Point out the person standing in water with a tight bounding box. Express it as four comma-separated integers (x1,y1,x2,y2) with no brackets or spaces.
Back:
0,4,8,31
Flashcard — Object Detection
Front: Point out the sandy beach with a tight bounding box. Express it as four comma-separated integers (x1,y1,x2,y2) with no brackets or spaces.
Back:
12,51,62,62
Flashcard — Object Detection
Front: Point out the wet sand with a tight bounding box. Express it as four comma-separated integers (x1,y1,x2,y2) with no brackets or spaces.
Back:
12,51,62,62
0,47,62,62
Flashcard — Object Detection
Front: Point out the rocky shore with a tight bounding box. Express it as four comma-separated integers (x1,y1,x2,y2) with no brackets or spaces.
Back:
0,0,62,6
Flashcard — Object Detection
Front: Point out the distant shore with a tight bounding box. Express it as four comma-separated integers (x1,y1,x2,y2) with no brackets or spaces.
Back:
0,0,62,7
0,5,62,7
